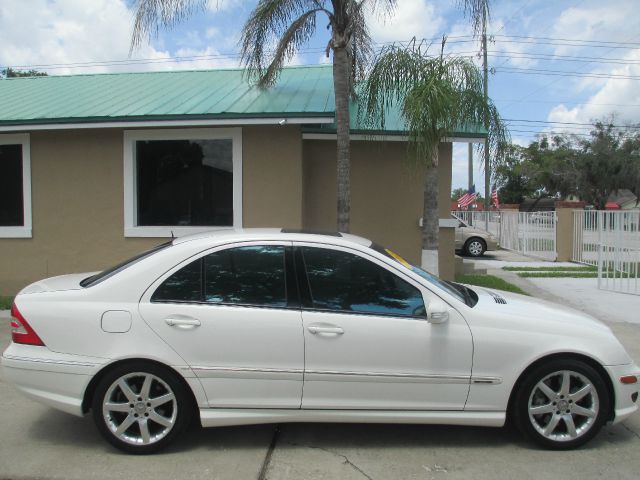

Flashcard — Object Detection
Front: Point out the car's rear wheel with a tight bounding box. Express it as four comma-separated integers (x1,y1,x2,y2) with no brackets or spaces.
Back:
91,362,192,454
513,359,610,449
464,238,486,257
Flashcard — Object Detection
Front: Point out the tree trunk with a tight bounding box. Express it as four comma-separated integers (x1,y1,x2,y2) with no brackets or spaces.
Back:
421,162,439,275
333,46,351,233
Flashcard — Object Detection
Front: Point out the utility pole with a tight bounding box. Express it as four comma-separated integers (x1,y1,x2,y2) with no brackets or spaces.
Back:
468,143,473,192
481,4,490,233
482,4,490,214
468,143,474,225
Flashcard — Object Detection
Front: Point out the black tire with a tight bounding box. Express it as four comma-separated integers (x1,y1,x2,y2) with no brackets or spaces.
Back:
464,238,486,257
512,358,610,450
91,361,193,454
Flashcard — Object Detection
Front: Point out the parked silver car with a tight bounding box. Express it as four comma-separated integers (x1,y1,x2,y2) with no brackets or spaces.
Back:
454,216,498,257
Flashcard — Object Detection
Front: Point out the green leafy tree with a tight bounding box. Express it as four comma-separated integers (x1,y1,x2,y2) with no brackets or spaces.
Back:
495,120,640,208
493,144,535,204
360,37,508,272
1,68,47,78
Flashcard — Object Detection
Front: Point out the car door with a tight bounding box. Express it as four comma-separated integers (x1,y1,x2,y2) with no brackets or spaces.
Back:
295,243,473,411
139,241,304,409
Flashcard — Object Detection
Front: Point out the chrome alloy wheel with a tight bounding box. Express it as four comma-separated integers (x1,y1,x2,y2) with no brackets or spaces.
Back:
102,372,177,446
467,240,484,256
528,370,599,442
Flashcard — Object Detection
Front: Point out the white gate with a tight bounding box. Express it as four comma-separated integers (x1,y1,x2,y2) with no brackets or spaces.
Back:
451,210,557,260
451,211,500,237
573,210,640,295
500,211,557,261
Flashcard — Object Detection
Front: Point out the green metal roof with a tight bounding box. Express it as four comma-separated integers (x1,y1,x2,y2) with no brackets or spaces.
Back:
0,65,335,126
0,65,485,137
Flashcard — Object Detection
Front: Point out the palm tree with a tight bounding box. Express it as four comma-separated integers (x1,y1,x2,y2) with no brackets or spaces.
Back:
131,0,397,233
360,38,508,274
131,1,496,238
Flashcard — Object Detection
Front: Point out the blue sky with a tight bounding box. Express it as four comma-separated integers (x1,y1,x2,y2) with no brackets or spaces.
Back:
1,0,638,192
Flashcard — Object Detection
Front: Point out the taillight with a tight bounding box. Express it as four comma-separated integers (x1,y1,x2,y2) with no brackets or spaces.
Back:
10,303,45,346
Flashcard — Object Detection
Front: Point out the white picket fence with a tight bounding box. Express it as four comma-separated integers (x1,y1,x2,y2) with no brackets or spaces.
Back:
451,210,557,261
573,210,640,295
451,211,501,237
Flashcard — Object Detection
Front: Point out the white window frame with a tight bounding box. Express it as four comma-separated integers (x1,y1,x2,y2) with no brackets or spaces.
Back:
0,133,32,238
123,128,243,238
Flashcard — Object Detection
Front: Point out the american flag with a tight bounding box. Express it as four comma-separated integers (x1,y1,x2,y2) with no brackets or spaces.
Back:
491,185,500,208
457,185,478,208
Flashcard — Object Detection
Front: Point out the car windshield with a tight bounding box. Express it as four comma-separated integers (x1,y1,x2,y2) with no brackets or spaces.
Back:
80,241,172,288
370,243,471,305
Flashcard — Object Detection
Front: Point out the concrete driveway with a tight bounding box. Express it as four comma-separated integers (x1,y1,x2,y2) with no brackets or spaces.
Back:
1,314,639,480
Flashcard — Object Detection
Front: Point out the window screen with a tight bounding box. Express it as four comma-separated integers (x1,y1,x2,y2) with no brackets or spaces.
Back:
301,247,425,317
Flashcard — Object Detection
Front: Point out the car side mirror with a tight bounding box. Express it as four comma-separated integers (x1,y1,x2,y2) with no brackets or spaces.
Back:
427,301,449,324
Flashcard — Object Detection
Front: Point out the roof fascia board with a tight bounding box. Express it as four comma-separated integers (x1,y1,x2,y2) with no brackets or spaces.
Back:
0,116,335,132
302,133,486,144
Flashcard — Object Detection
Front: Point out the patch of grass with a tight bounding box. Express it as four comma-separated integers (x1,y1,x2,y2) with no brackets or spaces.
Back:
0,296,13,310
455,274,529,295
517,272,597,278
503,266,596,272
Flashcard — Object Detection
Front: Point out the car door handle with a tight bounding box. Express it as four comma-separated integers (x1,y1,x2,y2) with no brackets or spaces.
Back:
307,325,344,335
164,317,201,328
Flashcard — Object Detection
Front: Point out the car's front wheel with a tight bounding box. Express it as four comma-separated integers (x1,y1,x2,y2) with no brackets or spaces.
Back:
91,362,192,454
464,238,486,257
513,359,610,449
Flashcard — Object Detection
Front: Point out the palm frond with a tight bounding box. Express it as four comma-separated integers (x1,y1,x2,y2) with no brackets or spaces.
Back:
241,0,328,86
360,41,509,169
130,0,208,53
458,0,490,37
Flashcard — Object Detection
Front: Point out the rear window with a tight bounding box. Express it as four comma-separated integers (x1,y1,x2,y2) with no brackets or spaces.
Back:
80,241,172,288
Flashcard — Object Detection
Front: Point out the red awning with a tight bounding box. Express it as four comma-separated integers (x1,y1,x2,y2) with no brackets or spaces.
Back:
605,201,620,210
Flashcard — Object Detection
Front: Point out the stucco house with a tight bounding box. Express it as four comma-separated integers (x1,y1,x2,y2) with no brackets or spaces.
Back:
0,65,483,295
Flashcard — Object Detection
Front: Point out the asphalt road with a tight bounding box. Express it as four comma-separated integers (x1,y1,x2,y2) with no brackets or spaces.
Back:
1,312,639,480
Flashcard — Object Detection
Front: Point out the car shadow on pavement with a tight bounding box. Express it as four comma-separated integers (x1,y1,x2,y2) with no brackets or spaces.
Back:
27,410,637,454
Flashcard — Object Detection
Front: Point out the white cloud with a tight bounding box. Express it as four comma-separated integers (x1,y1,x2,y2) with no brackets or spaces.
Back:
0,0,241,75
367,0,445,44
545,2,640,128
205,27,220,39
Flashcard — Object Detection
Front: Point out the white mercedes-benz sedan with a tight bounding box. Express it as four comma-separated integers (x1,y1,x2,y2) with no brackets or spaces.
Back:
2,229,639,454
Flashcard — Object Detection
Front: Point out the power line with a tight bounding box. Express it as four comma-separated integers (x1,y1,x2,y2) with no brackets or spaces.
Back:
494,99,640,107
498,31,640,111
493,34,640,47
495,66,640,80
503,118,640,128
488,52,640,65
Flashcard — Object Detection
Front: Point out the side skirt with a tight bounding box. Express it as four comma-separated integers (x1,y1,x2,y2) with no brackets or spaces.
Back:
199,409,506,428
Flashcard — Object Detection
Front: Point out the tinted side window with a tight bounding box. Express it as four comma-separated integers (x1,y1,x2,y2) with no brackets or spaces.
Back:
204,246,286,307
301,247,425,317
151,258,202,302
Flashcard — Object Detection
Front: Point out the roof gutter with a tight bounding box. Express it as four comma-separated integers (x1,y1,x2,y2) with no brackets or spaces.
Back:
0,115,335,132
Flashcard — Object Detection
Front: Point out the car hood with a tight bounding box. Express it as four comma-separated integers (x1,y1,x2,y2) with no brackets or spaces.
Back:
19,272,98,294
468,285,610,332
461,226,493,237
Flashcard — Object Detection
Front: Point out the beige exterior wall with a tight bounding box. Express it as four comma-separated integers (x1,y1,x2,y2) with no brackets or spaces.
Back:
437,143,455,281
0,126,304,295
555,208,575,262
242,126,303,228
303,139,454,274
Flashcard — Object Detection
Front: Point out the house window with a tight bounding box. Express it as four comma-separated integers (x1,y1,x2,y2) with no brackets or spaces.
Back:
0,134,31,238
124,128,242,237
